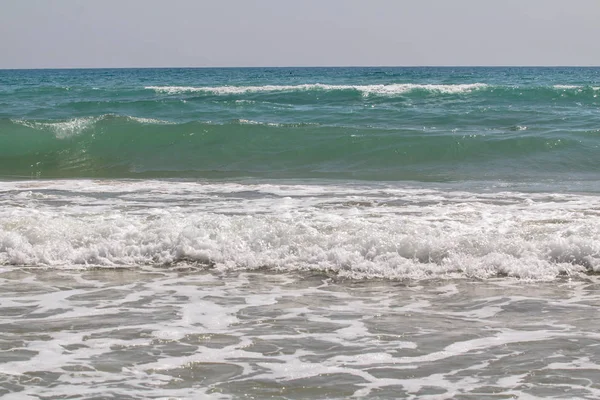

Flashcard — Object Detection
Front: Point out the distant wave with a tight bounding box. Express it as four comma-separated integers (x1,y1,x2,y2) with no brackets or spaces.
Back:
553,85,582,90
145,83,489,96
11,115,174,138
142,83,600,101
553,85,600,90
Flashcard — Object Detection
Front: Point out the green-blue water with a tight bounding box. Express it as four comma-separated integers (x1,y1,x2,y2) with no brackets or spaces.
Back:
3,68,600,399
1,67,599,183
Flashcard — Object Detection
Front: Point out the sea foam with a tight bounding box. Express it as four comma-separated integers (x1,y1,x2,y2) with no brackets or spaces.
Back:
145,83,489,96
1,180,599,281
13,116,100,139
11,115,173,139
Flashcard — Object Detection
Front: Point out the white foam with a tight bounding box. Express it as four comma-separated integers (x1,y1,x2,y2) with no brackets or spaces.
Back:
235,118,279,126
1,180,600,280
125,116,173,125
553,85,581,90
13,116,100,139
2,261,600,398
554,85,579,89
12,115,174,139
145,83,489,96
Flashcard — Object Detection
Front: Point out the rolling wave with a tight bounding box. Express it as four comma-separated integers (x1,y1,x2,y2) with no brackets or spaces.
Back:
5,83,597,100
144,83,600,99
2,180,600,280
1,115,596,181
145,83,489,96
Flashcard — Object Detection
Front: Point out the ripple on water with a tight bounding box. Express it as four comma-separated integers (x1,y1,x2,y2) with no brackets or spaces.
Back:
1,268,600,398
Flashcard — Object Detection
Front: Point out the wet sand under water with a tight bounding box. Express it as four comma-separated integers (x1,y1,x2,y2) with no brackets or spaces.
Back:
1,267,600,399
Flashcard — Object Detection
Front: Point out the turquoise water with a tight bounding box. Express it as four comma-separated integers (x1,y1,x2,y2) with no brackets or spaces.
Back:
1,67,599,183
2,67,600,277
3,68,600,398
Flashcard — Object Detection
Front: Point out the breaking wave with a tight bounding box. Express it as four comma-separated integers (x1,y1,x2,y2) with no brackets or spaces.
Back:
1,181,600,281
1,115,597,181
145,83,489,96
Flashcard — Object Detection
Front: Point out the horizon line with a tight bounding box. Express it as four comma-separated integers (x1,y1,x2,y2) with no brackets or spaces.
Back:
1,65,600,71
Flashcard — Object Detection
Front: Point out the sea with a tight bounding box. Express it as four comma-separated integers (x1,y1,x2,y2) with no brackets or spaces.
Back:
1,67,600,399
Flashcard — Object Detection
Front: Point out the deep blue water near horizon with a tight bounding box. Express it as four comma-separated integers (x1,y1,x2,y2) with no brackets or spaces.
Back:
2,67,600,399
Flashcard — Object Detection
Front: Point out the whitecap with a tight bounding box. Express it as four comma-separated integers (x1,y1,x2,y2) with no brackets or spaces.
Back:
12,116,100,139
125,116,174,125
145,83,489,96
553,85,582,90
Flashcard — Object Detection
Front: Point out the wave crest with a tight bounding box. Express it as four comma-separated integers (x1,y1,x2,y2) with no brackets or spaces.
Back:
145,83,489,96
11,115,174,139
13,117,100,139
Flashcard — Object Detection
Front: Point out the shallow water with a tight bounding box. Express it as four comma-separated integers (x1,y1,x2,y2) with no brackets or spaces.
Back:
2,66,600,398
1,268,600,399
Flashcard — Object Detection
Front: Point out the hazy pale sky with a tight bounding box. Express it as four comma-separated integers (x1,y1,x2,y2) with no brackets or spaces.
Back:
1,0,599,68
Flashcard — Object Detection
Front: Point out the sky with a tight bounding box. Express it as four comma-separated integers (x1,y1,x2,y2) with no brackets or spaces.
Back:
1,0,599,68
